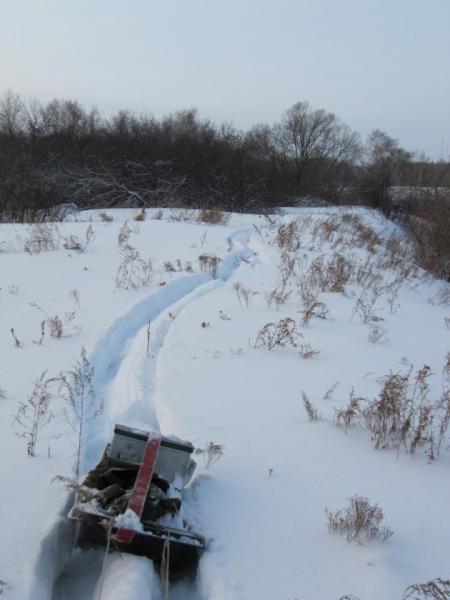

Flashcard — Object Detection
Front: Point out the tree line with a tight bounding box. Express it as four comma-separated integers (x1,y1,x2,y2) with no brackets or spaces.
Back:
0,90,449,221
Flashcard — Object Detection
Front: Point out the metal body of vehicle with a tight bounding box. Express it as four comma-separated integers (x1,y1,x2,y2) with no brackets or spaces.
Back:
70,424,206,574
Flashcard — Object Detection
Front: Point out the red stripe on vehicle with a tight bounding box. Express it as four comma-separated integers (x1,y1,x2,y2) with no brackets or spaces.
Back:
115,432,161,544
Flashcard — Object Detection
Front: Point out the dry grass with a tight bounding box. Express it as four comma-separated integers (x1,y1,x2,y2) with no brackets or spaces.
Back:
232,281,257,308
326,495,393,542
302,391,319,420
194,442,225,468
254,317,302,350
299,342,320,359
134,208,146,221
197,207,231,226
115,245,153,289
401,578,450,600
24,223,60,254
198,254,221,278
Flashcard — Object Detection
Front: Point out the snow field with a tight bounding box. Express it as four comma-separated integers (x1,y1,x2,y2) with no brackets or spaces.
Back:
0,206,449,599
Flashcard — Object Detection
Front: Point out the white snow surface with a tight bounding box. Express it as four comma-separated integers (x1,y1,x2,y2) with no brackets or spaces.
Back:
0,206,449,600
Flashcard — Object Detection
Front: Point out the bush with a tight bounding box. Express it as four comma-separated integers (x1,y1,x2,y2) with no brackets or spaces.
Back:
406,192,450,281
197,207,231,226
326,495,393,542
254,317,302,350
115,245,153,289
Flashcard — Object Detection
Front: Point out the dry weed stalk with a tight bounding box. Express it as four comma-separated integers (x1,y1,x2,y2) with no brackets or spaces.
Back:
273,221,301,251
198,254,221,278
302,391,319,421
254,317,301,350
352,287,384,323
60,346,101,480
10,328,22,348
117,221,132,247
326,495,393,542
334,391,364,433
99,212,113,222
264,286,292,310
232,281,257,308
24,223,60,254
300,300,330,327
14,371,55,456
194,442,225,468
299,343,320,359
115,245,153,289
368,325,389,344
0,386,7,400
358,359,450,459
323,382,339,401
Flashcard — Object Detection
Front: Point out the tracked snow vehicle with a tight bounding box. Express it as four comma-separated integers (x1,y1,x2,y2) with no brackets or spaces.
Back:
70,425,206,574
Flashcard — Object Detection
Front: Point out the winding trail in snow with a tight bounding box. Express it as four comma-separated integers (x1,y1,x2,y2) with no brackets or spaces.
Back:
51,232,255,600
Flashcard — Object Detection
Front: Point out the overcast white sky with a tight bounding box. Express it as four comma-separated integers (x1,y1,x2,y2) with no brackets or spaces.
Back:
1,0,449,157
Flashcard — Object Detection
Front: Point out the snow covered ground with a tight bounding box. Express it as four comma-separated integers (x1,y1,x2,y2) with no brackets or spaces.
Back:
0,207,449,600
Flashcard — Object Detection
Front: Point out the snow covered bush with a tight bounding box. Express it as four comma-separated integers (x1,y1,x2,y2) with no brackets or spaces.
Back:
254,317,302,350
115,245,153,289
326,495,393,542
14,370,55,456
401,578,450,600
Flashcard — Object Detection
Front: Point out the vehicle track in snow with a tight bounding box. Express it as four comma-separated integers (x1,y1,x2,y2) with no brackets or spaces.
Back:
51,234,254,600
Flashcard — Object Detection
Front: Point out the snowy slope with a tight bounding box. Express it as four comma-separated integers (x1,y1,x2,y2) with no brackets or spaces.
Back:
0,207,449,600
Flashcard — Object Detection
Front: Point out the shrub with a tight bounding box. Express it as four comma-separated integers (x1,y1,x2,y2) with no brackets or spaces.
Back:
14,371,55,456
361,358,450,459
134,208,146,221
254,318,302,350
24,223,60,254
99,212,113,222
406,192,450,281
60,346,101,480
197,207,231,226
334,390,364,433
326,495,393,542
194,442,225,468
300,300,330,327
115,245,153,289
402,578,450,600
273,221,301,251
233,281,257,308
198,254,221,278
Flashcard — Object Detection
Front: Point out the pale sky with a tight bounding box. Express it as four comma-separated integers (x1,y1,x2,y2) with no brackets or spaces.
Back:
1,0,449,157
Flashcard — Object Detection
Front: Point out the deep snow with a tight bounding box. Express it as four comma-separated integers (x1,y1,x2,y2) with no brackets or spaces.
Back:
0,207,449,600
